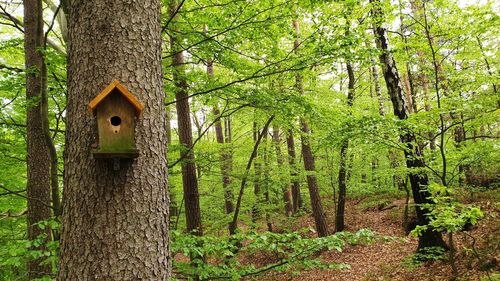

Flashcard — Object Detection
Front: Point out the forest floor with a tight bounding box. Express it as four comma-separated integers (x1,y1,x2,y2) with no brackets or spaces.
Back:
256,192,499,281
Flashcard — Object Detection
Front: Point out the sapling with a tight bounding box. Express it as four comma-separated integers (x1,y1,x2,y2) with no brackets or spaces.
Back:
412,183,484,280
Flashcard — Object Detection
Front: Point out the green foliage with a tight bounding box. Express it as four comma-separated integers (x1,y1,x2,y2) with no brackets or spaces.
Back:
411,183,484,237
402,246,448,269
0,219,59,280
171,228,376,280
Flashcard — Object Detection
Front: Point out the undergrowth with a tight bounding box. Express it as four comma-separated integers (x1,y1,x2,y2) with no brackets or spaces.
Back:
171,228,379,280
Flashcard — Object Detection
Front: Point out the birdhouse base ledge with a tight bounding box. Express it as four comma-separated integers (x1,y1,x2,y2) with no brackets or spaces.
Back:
92,149,139,159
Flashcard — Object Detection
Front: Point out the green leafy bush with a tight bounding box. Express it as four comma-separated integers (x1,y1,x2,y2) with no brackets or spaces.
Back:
411,183,484,236
0,219,59,281
171,228,377,280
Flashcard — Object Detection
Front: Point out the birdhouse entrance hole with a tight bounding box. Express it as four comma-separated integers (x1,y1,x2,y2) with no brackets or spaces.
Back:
111,116,121,126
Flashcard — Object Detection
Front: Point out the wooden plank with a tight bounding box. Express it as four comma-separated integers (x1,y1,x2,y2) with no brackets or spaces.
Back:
92,149,139,159
88,80,119,113
88,80,144,117
96,92,136,151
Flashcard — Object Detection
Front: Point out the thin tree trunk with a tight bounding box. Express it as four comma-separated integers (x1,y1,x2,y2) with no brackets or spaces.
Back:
206,40,234,227
372,63,386,116
57,0,171,279
43,0,68,42
224,117,234,173
262,129,273,232
272,125,293,217
372,56,408,193
166,108,172,145
454,112,467,186
336,143,348,232
252,120,262,223
166,107,178,222
299,119,329,237
371,158,378,186
40,19,62,227
214,107,234,215
419,55,435,150
449,232,459,280
293,19,329,237
398,0,417,114
169,0,202,235
41,62,61,239
410,0,436,151
371,0,447,251
191,109,203,181
336,62,355,232
286,130,302,213
230,116,274,235
24,0,52,278
476,36,498,97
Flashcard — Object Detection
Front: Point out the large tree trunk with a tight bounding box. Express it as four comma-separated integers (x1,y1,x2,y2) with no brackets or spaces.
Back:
169,0,202,235
371,0,446,251
335,62,355,232
293,19,328,237
57,0,171,279
286,131,302,213
272,126,293,217
24,0,52,279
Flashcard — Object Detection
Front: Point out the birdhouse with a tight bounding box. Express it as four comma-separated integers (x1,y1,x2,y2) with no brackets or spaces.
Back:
88,80,144,159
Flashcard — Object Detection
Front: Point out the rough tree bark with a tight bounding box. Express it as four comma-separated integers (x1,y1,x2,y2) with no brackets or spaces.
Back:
57,0,171,279
24,0,52,279
293,19,328,237
169,0,202,235
371,0,447,251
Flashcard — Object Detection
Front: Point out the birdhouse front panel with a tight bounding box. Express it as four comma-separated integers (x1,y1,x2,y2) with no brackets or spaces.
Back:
89,80,143,159
96,90,137,154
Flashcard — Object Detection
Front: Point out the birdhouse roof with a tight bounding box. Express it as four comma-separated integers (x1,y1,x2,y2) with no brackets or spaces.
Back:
88,80,144,117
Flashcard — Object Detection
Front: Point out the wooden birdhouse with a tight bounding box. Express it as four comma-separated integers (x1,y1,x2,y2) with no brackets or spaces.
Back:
88,80,144,159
